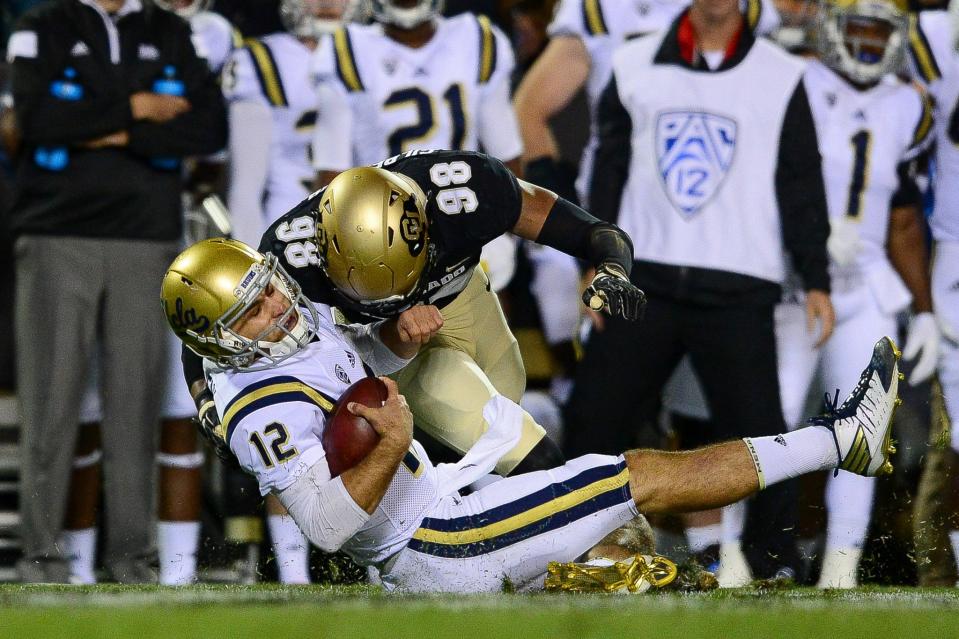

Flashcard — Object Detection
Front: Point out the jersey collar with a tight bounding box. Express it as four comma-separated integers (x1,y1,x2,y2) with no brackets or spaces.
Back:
654,8,754,72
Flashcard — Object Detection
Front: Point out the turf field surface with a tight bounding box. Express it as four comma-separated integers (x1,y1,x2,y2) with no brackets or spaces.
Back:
0,585,954,639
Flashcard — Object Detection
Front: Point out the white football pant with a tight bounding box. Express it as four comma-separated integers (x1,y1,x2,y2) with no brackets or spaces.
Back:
381,454,637,593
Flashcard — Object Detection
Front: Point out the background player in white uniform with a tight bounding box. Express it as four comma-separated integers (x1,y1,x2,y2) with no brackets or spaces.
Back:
61,0,239,585
224,0,350,247
771,0,936,588
160,237,902,594
222,0,352,583
908,5,959,578
310,0,523,186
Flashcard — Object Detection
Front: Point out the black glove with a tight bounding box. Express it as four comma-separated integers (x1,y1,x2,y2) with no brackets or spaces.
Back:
193,385,238,468
582,264,647,321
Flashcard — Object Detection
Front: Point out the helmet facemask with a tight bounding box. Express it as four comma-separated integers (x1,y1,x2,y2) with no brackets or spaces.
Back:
819,0,906,85
280,0,350,38
370,0,444,29
197,254,319,371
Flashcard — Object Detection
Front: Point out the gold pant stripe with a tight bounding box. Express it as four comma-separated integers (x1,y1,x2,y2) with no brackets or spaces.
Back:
411,468,630,545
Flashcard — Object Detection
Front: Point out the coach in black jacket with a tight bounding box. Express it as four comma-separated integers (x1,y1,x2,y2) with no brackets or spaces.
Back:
8,0,226,583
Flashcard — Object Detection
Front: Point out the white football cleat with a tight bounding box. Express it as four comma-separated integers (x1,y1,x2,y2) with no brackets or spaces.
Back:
809,336,902,477
717,541,753,588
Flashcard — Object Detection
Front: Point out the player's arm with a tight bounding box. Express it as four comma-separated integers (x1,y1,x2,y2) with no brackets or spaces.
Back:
476,22,524,176
776,78,834,347
276,379,412,551
510,178,645,320
888,158,938,384
337,307,443,372
311,34,355,189
513,35,590,186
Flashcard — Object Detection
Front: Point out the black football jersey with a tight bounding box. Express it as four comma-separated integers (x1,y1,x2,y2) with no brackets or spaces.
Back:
258,149,523,318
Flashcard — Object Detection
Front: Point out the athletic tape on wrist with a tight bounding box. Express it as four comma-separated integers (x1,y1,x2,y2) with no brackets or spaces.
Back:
157,451,205,469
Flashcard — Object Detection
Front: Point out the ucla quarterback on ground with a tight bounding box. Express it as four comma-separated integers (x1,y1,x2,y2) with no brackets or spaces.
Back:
161,238,902,594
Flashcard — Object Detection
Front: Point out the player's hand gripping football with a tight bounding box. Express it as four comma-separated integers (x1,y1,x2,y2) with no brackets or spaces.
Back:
192,384,237,467
582,264,646,321
347,377,413,453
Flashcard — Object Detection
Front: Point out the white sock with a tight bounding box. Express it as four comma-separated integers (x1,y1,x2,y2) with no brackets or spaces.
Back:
157,521,200,586
950,531,959,573
268,514,310,584
721,501,746,544
685,523,721,553
744,426,838,489
824,472,875,550
60,528,97,584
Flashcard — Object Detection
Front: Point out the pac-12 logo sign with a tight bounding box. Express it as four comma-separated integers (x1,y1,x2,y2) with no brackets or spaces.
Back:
656,111,737,218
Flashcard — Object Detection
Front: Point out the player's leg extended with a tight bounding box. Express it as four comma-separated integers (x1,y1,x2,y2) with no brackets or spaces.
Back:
393,267,558,476
631,336,901,514
381,452,643,593
816,287,898,588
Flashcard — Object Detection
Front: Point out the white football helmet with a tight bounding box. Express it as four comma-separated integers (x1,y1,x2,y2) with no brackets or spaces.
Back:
771,0,819,52
370,0,444,29
818,0,907,85
154,0,213,18
280,0,351,37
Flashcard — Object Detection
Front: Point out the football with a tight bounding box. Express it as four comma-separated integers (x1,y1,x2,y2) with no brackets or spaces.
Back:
322,377,388,477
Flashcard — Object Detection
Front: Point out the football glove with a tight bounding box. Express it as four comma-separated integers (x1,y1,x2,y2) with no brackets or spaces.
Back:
193,385,237,467
902,312,940,385
582,264,646,321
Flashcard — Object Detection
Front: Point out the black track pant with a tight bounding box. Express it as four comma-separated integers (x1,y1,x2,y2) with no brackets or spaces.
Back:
564,292,800,576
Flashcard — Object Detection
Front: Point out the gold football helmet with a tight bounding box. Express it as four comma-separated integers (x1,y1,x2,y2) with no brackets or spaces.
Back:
161,238,318,371
316,167,435,316
818,0,907,85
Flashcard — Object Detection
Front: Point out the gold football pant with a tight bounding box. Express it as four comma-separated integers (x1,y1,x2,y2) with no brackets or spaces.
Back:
392,267,546,475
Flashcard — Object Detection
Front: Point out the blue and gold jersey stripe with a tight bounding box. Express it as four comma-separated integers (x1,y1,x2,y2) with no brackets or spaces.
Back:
745,0,762,31
911,91,935,151
231,28,244,49
582,0,609,36
244,38,288,107
407,460,631,558
223,375,335,442
908,15,942,84
334,27,365,92
477,15,497,84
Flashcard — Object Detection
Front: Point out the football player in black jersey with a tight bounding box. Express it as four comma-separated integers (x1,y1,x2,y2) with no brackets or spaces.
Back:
187,149,643,481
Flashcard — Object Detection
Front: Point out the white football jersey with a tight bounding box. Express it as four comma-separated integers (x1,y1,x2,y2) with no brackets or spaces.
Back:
548,0,780,203
907,10,959,243
223,32,318,222
805,60,932,278
190,10,240,73
207,305,439,566
311,13,522,170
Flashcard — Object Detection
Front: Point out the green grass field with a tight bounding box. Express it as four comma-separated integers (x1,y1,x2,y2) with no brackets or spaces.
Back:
0,585,955,639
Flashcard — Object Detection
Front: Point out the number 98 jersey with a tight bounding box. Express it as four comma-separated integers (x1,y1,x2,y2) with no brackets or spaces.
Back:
309,13,522,171
258,150,524,317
